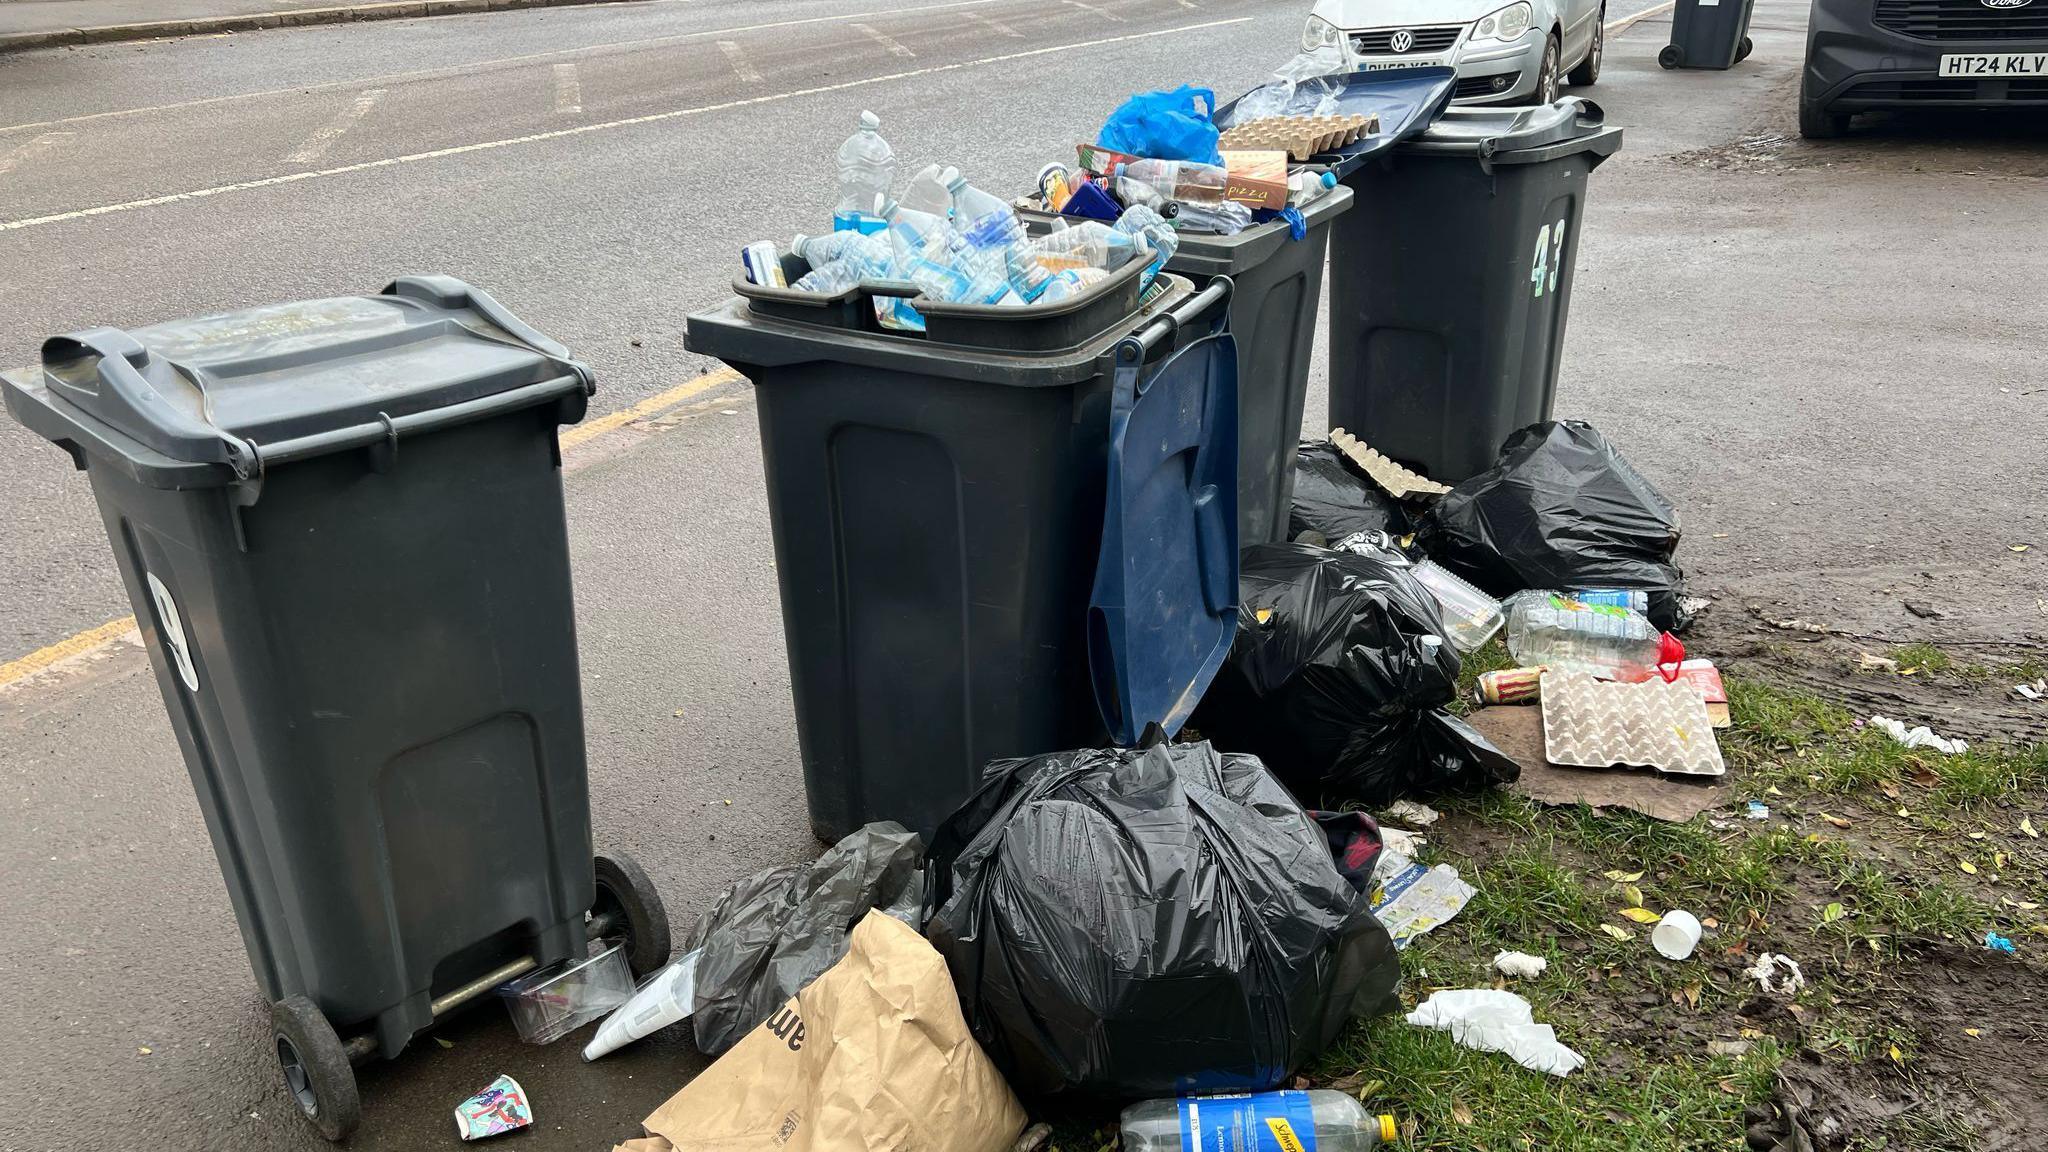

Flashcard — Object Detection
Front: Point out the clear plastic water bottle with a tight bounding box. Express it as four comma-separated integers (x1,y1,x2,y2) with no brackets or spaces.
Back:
1569,588,1652,613
1290,169,1340,206
1120,1090,1397,1152
834,112,895,233
792,259,865,294
900,163,956,218
1027,220,1135,273
790,230,890,272
947,171,1012,230
1504,591,1683,680
1113,204,1178,288
1116,158,1229,205
1171,198,1254,235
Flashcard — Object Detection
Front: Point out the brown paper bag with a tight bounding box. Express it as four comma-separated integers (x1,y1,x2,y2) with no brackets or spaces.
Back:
616,911,1026,1152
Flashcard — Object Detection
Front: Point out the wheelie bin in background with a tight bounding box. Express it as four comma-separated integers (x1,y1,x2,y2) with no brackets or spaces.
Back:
1659,0,1757,70
1022,187,1354,545
1325,98,1622,484
686,262,1239,843
0,277,670,1142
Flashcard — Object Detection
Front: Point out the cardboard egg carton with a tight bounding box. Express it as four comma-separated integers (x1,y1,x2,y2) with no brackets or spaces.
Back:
1541,670,1727,777
1219,113,1380,161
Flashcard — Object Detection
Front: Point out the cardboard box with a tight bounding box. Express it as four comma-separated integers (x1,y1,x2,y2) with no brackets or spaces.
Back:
1221,150,1289,209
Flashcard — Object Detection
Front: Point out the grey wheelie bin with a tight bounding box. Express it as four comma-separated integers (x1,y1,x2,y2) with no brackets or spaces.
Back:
1326,98,1622,484
1659,0,1756,70
1022,187,1353,545
686,260,1238,843
0,277,670,1143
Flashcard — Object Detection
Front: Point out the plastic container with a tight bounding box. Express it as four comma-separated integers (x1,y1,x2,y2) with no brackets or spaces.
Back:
1121,1090,1397,1152
1022,184,1354,544
1503,591,1680,680
499,941,635,1044
1659,0,1756,70
687,271,1237,841
0,278,669,1142
1326,98,1622,483
1412,557,1506,653
834,111,895,232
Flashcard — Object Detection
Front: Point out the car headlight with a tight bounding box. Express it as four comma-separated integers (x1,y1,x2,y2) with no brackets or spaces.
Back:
1470,1,1533,42
1302,13,1342,52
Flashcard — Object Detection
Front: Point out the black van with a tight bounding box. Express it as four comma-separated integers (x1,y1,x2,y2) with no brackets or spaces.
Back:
1800,0,2048,136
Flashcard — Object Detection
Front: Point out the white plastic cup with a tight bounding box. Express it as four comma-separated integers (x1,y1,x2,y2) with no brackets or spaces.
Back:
1652,910,1703,960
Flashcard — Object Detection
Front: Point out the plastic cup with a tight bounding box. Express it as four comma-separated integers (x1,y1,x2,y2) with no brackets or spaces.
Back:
1652,910,1703,960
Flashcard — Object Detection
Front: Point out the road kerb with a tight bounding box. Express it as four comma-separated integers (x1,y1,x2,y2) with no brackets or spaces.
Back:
0,0,635,56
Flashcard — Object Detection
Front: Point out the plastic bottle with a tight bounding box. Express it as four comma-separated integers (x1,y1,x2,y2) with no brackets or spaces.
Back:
900,163,957,218
790,230,890,272
1120,1091,1397,1152
834,112,895,233
1027,220,1135,273
947,171,1012,231
791,258,866,294
1171,198,1254,235
1113,204,1178,288
1290,169,1339,207
1569,588,1652,613
1504,591,1683,680
1116,158,1229,205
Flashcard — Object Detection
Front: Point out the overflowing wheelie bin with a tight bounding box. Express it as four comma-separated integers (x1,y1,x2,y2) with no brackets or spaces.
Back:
1325,98,1623,483
0,277,670,1141
687,262,1239,842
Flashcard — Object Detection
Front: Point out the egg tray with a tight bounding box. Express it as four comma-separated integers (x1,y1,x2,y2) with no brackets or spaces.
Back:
1219,113,1380,161
1541,670,1727,777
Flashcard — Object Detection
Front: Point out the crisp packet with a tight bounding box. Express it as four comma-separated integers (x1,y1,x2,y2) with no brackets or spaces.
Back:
455,1074,532,1141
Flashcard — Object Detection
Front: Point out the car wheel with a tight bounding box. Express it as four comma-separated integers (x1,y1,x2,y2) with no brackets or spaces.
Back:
1797,70,1848,138
1568,9,1604,85
1536,33,1562,103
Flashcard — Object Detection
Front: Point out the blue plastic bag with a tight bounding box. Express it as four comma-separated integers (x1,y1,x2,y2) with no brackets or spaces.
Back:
1099,86,1222,164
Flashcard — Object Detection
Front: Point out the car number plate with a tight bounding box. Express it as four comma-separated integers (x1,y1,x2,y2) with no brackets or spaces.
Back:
1938,53,2048,77
1364,59,1445,70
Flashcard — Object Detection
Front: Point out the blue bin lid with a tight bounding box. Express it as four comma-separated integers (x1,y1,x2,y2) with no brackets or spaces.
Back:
1087,329,1240,746
11,277,591,482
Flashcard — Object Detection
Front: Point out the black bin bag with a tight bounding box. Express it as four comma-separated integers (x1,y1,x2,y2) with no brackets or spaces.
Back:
1288,440,1410,545
1196,541,1520,807
924,740,1399,1100
1417,420,1691,630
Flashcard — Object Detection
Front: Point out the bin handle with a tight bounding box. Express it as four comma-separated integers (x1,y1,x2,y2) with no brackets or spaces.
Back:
1125,275,1233,360
247,373,589,470
40,328,262,480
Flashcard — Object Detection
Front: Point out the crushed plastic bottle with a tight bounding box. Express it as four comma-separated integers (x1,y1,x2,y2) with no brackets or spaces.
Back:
1171,198,1254,235
1289,168,1340,207
834,112,895,233
1503,591,1683,680
900,163,957,218
1112,204,1178,288
790,230,890,273
1027,219,1136,274
1120,1091,1397,1152
947,171,1012,232
1115,158,1229,205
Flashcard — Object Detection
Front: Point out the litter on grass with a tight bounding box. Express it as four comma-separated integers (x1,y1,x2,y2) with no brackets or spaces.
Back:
1405,989,1585,1077
1384,799,1442,827
1746,801,1771,820
2014,679,2045,702
1746,953,1806,995
1369,849,1474,949
1869,715,1969,755
1985,931,2017,954
1493,951,1549,979
1542,670,1727,777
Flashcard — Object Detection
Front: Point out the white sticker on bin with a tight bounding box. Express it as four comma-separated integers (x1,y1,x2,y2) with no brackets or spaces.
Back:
145,571,200,692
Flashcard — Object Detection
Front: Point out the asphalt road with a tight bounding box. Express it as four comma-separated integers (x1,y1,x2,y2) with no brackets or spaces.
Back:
1,0,2045,1149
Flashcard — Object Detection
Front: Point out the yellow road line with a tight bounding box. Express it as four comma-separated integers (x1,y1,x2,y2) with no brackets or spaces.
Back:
0,615,138,688
1,366,747,689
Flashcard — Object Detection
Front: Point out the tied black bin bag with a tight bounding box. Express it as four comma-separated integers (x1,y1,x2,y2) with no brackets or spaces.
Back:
1196,542,1520,807
1287,440,1410,545
925,740,1398,1100
1418,420,1691,631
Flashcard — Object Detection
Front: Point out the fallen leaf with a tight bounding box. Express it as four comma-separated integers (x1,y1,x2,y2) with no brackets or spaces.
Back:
2022,818,2039,839
1766,786,1785,797
1623,884,1646,908
1323,1071,1374,1093
1293,1076,1311,1090
1786,1003,1806,1016
1684,984,1702,1009
1897,808,1911,818
1960,860,1979,875
1600,924,1635,941
1821,902,1846,924
1739,1027,1765,1039
1889,1044,1905,1065
1452,1101,1475,1126
1603,870,1645,883
1719,1080,1741,1095
137,1046,152,1055
1995,852,2008,869
1820,813,1852,829
1910,764,1941,788
435,1037,454,1050
1969,831,1987,840
671,709,684,718
2012,544,2033,553
1880,781,1901,800
1620,907,1663,924
1701,917,1720,929
1964,1028,1981,1038
2018,901,2041,911
1805,832,1827,844
1857,652,1900,672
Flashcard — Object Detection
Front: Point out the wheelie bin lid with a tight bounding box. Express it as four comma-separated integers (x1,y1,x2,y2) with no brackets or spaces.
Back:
1395,97,1623,169
1,276,595,489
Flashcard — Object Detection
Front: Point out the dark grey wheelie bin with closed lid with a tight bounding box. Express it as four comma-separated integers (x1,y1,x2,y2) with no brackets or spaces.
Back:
1659,0,1756,70
1326,98,1622,484
686,261,1238,843
0,277,670,1143
1021,187,1353,545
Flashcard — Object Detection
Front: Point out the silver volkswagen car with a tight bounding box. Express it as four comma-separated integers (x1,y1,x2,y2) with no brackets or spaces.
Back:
1302,0,1606,103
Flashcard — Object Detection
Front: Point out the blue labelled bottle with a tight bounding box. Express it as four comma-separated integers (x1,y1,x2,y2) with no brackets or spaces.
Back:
1113,204,1179,289
1569,588,1652,613
834,111,896,233
1120,1090,1398,1152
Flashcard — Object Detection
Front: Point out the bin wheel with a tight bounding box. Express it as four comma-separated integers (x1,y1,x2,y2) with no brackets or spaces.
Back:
1736,35,1754,61
594,850,671,976
273,996,361,1143
1658,44,1683,69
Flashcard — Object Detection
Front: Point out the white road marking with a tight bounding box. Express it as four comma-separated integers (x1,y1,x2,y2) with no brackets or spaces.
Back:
0,0,1010,138
1177,0,1199,8
552,63,582,114
851,22,917,57
0,132,73,176
285,88,384,165
717,40,763,83
0,18,1252,235
971,12,1025,36
1061,0,1125,21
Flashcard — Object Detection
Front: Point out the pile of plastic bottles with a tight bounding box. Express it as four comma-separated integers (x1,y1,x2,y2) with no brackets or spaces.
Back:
740,112,1180,331
1038,149,1339,238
